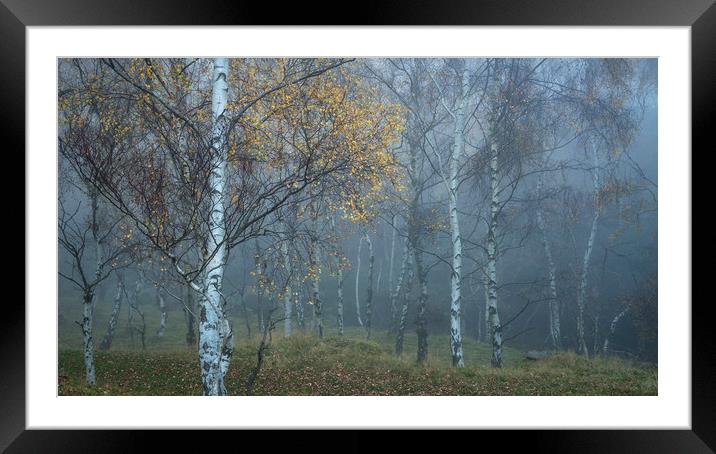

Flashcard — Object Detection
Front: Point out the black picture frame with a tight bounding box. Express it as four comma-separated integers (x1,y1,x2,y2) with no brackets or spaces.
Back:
5,0,711,451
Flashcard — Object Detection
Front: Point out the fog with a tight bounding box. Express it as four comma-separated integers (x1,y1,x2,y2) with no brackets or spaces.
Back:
58,57,658,395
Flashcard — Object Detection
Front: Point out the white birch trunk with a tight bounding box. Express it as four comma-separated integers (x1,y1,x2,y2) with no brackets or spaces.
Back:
90,188,104,293
486,143,503,368
390,237,410,333
447,62,470,368
354,236,364,327
536,178,561,350
395,248,414,356
483,275,490,344
364,233,375,339
309,240,323,338
219,316,234,387
576,142,601,358
156,285,167,337
603,306,629,354
388,214,396,294
330,217,344,336
82,187,103,384
337,266,344,336
198,57,230,396
81,290,96,385
100,273,124,350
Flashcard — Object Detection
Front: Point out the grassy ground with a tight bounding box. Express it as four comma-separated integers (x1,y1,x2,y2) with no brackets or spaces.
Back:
58,303,657,396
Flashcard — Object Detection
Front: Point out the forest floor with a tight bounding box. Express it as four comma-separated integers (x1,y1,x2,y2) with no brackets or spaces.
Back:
58,304,657,396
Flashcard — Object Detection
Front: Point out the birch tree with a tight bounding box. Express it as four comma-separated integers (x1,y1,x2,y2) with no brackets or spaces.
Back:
354,235,364,327
99,272,124,350
59,57,403,393
363,233,375,339
443,60,471,367
58,183,128,385
535,177,561,350
566,59,645,356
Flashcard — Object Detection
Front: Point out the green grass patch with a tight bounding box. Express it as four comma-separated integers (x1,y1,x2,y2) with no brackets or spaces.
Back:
58,300,656,396
59,330,657,396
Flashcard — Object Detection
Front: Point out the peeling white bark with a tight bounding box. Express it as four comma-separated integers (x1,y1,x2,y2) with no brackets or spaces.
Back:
199,57,230,396
486,143,502,368
447,62,470,368
219,316,234,392
82,290,96,385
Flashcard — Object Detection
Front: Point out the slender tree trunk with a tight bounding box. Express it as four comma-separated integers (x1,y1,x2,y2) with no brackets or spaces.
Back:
364,233,375,339
99,273,124,350
446,62,470,368
198,57,230,396
332,213,344,337
90,187,104,295
407,149,429,362
81,289,96,385
395,249,414,356
603,306,629,354
414,247,429,363
156,284,167,337
483,275,490,344
487,143,503,368
255,241,265,332
475,289,482,342
536,178,561,350
388,214,396,300
82,187,104,383
309,240,323,338
337,266,344,336
280,237,293,338
184,282,196,346
127,274,142,345
390,237,410,334
238,289,251,339
354,236,364,327
375,266,382,300
577,143,601,358
295,279,305,330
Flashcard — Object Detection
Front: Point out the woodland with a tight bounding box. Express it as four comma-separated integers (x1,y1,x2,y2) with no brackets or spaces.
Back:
58,57,658,396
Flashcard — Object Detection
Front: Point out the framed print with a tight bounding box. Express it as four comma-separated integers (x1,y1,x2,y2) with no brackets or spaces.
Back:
6,0,713,450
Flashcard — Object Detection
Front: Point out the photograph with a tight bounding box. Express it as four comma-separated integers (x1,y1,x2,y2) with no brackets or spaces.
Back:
56,56,659,397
